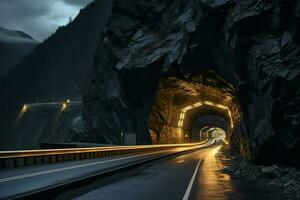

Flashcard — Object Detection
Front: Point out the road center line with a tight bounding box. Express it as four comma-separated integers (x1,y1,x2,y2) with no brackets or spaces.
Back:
182,159,202,200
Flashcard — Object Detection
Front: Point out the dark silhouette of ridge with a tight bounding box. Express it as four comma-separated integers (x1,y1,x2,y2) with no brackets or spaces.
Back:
0,0,113,150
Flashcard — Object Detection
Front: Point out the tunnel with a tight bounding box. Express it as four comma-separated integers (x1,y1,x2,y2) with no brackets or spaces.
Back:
147,70,241,148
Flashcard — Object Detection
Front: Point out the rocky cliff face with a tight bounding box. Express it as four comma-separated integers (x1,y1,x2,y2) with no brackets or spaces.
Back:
0,26,38,80
84,0,300,167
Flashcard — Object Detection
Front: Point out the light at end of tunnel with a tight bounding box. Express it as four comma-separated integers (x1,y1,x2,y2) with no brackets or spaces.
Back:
66,99,70,103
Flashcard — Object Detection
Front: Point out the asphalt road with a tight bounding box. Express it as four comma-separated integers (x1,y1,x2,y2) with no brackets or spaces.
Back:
72,141,269,200
0,141,214,199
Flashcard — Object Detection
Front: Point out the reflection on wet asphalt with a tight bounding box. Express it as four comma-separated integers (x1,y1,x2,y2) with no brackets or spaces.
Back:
74,145,269,200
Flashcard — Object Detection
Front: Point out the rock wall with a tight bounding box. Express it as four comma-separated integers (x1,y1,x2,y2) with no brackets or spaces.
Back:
84,0,300,166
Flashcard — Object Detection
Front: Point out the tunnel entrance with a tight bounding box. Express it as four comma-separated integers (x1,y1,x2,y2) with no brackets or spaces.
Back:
148,70,241,146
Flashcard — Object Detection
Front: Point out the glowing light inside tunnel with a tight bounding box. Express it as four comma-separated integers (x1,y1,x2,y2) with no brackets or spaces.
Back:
203,101,214,106
177,101,234,137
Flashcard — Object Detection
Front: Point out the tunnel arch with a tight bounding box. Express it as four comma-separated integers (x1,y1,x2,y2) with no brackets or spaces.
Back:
178,102,233,136
148,70,242,145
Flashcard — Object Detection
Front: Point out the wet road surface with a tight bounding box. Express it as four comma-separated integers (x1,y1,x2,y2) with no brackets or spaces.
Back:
73,144,269,200
0,141,214,199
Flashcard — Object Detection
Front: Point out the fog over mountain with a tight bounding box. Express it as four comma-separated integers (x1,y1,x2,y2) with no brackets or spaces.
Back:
0,26,38,79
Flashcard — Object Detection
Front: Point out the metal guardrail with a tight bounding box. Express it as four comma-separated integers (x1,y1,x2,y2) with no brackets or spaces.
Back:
0,141,208,168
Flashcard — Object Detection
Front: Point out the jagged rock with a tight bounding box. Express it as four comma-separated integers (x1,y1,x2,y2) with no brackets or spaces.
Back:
84,0,300,167
283,180,294,187
221,146,300,200
70,116,89,135
261,166,280,178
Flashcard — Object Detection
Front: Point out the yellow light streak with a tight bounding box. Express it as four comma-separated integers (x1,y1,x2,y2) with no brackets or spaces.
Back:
61,103,68,112
21,104,29,113
180,113,184,120
215,104,227,109
186,106,193,110
193,102,202,107
177,101,234,134
227,108,234,129
178,120,183,127
223,139,229,145
203,101,214,106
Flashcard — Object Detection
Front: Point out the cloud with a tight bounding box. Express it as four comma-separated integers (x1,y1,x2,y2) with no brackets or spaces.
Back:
0,0,93,41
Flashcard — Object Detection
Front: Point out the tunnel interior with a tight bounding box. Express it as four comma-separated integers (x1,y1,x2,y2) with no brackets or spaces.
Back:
191,115,227,142
147,70,242,147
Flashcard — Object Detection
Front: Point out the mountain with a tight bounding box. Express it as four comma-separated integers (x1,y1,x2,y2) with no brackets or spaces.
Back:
0,26,38,79
0,0,113,150
83,0,300,168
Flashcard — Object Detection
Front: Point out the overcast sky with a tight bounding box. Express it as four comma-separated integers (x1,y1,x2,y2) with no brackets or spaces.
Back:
0,0,94,41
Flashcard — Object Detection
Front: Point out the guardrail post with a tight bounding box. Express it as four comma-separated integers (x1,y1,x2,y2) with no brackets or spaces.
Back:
50,155,57,163
4,159,15,168
26,157,34,166
35,157,42,165
43,156,49,164
69,154,74,161
63,154,69,161
16,158,25,167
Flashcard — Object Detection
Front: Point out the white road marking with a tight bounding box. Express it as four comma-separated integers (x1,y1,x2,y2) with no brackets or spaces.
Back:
182,159,202,200
0,150,175,183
